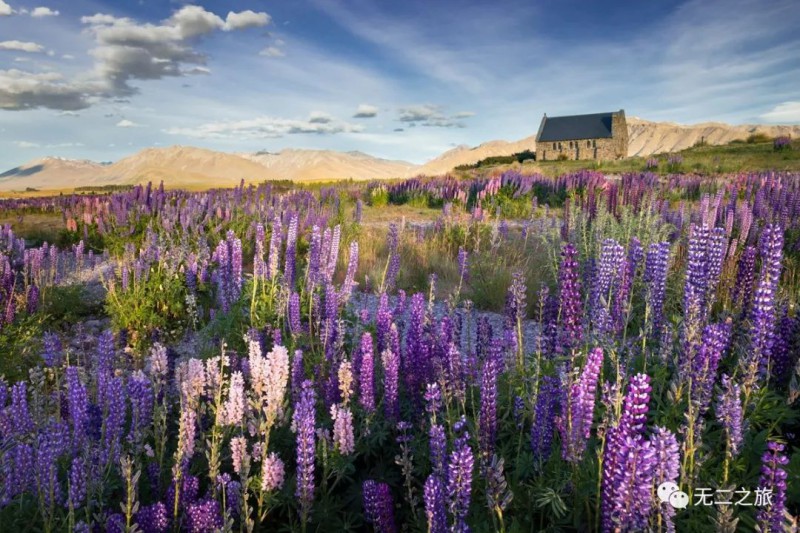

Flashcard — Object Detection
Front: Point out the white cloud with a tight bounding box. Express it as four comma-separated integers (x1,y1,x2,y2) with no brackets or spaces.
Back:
164,115,364,140
15,140,40,148
353,103,378,118
0,40,45,53
760,101,800,123
116,119,143,127
454,111,475,118
14,140,84,148
31,7,59,17
0,0,12,16
62,54,75,60
397,104,472,127
259,46,284,57
223,10,270,31
0,69,100,110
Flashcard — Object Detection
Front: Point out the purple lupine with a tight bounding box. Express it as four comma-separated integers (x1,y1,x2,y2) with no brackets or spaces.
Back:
306,225,322,290
135,501,169,533
683,224,710,322
284,214,298,288
267,215,282,280
447,437,474,533
362,480,396,533
100,375,126,466
457,246,469,283
592,239,624,333
601,373,654,532
558,243,583,351
381,348,399,422
650,427,680,533
185,498,224,533
358,332,376,413
557,347,603,463
67,456,86,509
127,371,154,444
35,422,69,509
716,374,743,457
530,375,559,462
644,242,670,340
771,307,798,385
404,292,428,403
687,321,731,417
756,441,789,532
9,382,34,437
65,367,89,449
478,356,499,463
41,332,62,368
424,475,447,533
613,238,642,333
742,224,783,390
375,293,393,352
429,424,447,477
288,291,302,336
294,380,316,524
291,349,305,402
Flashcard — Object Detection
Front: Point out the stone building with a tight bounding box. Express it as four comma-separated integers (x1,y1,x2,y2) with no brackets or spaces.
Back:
535,110,628,161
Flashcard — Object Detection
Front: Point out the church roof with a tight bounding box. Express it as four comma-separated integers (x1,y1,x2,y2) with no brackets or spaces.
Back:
537,111,619,142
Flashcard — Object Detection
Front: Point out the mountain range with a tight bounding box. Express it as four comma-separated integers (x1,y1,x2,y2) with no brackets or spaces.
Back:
1,118,798,191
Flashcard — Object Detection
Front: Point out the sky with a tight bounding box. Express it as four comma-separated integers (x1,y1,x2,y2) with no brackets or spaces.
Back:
0,0,799,168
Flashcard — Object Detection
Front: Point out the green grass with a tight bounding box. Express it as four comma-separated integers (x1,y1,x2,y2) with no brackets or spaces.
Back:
0,212,63,246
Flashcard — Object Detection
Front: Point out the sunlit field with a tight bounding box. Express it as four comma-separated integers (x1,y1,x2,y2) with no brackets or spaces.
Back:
0,167,798,532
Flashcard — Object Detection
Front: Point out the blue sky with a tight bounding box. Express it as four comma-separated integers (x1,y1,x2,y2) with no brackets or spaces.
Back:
1,0,799,168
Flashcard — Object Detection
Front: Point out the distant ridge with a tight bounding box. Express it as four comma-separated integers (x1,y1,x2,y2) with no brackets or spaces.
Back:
1,118,799,191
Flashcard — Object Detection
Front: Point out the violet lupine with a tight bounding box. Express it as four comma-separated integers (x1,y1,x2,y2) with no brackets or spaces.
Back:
531,375,559,463
649,427,680,533
771,307,798,386
288,291,302,336
135,502,169,533
429,424,447,478
359,332,376,413
593,238,624,334
613,237,642,333
601,373,655,532
65,368,89,448
306,225,322,291
294,380,316,524
284,214,298,288
127,371,154,445
756,441,789,532
557,347,603,463
716,374,743,458
381,348,399,422
687,321,731,417
100,375,126,467
67,456,86,509
447,437,474,533
478,355,499,463
424,475,447,533
644,242,670,340
558,243,583,351
41,332,62,368
266,215,282,281
185,498,224,533
383,224,401,292
253,223,267,280
742,224,783,392
683,224,710,322
362,480,397,533
457,246,469,284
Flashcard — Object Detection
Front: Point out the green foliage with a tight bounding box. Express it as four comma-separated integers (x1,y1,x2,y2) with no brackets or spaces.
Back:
746,132,772,144
42,284,106,328
0,313,47,382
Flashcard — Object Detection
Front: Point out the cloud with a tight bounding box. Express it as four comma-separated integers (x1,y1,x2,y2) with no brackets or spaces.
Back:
308,111,333,124
58,110,79,116
397,104,471,128
393,128,404,132
164,115,364,139
116,119,143,127
223,10,270,30
14,140,84,148
0,0,12,16
1,6,271,111
454,111,475,118
0,40,45,53
259,46,284,57
0,69,100,110
760,101,800,123
353,103,378,118
31,7,59,17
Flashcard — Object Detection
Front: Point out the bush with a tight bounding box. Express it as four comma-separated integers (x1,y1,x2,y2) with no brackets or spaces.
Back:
746,132,772,144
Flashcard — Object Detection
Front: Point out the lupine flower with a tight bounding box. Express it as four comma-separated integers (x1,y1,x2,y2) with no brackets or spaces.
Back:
478,356,499,462
424,382,442,420
284,214,298,288
359,332,375,413
601,373,654,532
429,424,447,477
224,371,246,426
127,371,154,444
41,332,62,368
716,374,743,457
261,452,285,492
331,404,355,455
558,243,583,350
557,347,603,463
66,367,89,447
294,380,316,523
650,427,680,533
254,223,267,280
530,375,560,463
424,475,447,533
756,441,789,532
307,225,322,290
381,348,399,422
457,246,469,283
135,501,169,533
687,321,731,417
363,480,397,533
644,242,670,340
592,239,624,333
230,436,249,476
267,215,282,281
288,291,302,335
185,498,224,533
341,241,359,303
447,438,474,533
67,456,86,509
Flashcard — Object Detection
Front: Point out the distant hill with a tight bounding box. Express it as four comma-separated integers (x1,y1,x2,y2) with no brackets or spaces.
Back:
1,118,798,191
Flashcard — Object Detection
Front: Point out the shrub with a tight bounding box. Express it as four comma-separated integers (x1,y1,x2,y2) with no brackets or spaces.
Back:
774,136,792,151
746,132,772,144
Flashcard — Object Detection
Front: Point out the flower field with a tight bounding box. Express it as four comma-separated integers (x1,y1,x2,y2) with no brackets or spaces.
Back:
0,171,798,532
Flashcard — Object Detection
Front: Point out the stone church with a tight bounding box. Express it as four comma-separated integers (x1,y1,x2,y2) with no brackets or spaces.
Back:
535,110,628,161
